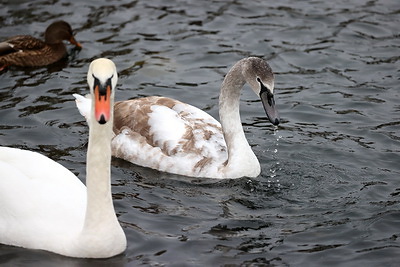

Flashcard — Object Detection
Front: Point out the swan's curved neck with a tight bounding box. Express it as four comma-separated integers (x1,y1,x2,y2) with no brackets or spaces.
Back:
219,61,260,177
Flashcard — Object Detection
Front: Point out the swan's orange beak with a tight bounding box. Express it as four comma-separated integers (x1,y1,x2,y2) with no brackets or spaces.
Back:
94,83,111,125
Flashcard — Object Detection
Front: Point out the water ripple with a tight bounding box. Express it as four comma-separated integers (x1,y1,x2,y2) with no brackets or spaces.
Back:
1,0,400,266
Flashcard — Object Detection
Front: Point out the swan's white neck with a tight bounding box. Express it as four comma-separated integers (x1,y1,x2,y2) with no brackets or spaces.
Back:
219,60,260,178
84,118,115,230
74,102,126,257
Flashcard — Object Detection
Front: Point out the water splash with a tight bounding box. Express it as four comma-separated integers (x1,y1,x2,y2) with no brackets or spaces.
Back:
267,126,282,190
246,179,255,192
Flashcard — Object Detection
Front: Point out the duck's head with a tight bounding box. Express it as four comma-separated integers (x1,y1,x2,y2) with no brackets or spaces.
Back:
87,58,118,125
243,57,279,126
45,20,82,48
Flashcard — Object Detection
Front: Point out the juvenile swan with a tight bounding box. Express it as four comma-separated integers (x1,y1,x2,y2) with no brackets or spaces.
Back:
74,57,279,178
0,58,126,258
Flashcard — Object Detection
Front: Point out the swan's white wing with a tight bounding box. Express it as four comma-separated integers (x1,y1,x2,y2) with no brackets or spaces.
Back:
112,97,228,177
73,93,91,124
0,147,86,249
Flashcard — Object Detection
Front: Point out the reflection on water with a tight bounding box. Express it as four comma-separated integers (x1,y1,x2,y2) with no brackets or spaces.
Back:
1,0,400,266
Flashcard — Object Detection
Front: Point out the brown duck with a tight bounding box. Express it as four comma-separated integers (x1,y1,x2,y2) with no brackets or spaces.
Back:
0,21,82,71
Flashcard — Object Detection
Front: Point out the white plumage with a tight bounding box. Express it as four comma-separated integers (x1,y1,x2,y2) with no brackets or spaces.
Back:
0,147,86,252
0,58,126,258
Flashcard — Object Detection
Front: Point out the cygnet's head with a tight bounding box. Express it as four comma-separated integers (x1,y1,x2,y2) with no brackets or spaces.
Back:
242,57,279,126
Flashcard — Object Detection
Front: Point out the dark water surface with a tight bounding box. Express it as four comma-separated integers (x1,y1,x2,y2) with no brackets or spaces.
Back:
1,0,399,266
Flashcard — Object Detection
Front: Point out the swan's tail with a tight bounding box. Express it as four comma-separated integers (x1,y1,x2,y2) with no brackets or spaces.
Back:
73,93,91,124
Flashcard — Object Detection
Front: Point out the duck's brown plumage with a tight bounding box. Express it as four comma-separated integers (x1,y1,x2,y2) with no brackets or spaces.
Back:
0,21,81,70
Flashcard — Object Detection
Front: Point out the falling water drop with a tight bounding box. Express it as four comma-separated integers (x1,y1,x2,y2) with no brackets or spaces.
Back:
268,127,282,189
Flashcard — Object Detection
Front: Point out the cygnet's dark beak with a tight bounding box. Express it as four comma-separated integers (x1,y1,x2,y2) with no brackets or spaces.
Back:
260,89,279,126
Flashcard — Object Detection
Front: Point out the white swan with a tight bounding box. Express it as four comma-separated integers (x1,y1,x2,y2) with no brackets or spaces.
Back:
74,57,279,179
0,58,126,258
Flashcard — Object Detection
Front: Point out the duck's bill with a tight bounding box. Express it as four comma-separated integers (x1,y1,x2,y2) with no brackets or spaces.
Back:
94,84,111,125
260,90,280,126
69,36,82,48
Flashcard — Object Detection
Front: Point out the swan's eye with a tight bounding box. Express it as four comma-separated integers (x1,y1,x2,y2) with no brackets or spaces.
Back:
258,77,272,99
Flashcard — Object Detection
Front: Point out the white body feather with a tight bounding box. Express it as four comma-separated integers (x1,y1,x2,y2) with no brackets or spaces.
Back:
0,147,86,254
